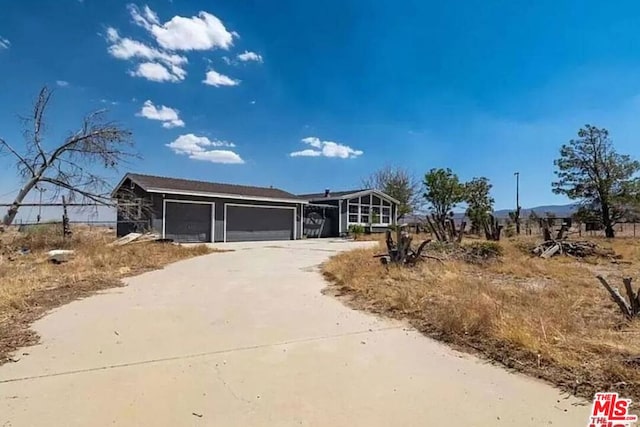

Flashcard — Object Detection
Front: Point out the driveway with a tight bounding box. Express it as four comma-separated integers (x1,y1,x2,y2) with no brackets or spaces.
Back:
1,239,590,426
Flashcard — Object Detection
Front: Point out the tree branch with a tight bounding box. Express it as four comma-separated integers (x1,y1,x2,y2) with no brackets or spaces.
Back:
0,137,36,177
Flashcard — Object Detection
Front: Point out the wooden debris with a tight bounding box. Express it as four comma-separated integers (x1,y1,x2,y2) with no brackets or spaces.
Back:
108,232,161,246
532,240,615,259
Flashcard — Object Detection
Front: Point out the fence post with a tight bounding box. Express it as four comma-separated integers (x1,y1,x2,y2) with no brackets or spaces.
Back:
61,196,71,239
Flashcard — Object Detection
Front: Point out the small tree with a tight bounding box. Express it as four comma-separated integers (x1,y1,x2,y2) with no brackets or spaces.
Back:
0,87,135,225
552,125,640,238
465,177,494,235
423,168,466,224
362,166,421,219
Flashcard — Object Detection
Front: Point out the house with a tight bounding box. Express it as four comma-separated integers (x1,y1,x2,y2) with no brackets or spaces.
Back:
299,189,400,237
112,173,307,243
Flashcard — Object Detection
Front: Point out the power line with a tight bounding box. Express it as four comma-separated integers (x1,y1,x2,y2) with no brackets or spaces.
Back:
0,188,20,199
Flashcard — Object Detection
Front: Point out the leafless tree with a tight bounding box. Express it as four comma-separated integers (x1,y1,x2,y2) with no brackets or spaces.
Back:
0,86,135,225
362,166,421,218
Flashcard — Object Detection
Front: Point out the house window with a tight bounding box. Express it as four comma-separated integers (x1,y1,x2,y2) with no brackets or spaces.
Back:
346,193,394,225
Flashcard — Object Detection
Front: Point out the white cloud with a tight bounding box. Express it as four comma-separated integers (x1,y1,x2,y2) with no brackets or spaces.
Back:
129,62,182,82
166,134,243,164
105,27,187,82
188,150,244,163
237,50,262,63
105,5,246,83
56,80,69,87
290,149,321,157
290,136,363,159
203,69,240,87
129,5,235,51
137,100,185,128
0,36,10,50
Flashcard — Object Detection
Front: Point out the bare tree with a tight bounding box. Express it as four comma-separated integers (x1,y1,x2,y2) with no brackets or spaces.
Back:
0,86,135,225
362,166,421,218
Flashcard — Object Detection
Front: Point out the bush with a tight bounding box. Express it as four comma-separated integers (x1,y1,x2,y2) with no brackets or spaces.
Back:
348,224,365,240
462,241,503,263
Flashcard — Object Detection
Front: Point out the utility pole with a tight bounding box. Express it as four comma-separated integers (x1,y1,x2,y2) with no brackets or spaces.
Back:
514,172,521,235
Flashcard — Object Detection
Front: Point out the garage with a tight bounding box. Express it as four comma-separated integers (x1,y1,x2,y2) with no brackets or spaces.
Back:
113,173,306,243
164,200,213,243
225,204,295,242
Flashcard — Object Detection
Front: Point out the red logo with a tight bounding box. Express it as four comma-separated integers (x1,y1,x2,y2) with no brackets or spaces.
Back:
588,392,638,427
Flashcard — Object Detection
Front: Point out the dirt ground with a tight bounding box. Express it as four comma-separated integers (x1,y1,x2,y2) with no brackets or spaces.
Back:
322,235,640,406
0,225,214,364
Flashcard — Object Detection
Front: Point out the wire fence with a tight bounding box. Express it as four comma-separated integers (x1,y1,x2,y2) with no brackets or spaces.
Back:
523,222,640,238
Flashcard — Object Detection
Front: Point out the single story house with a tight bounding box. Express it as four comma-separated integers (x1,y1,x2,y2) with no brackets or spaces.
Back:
112,173,307,243
300,189,400,238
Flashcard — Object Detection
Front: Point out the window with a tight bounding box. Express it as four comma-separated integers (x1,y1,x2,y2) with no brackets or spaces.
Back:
346,193,394,225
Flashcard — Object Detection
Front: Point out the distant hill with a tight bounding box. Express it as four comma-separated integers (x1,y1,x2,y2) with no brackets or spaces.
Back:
493,204,578,219
437,203,578,222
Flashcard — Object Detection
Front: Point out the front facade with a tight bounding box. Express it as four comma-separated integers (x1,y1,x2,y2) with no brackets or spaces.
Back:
300,189,400,237
113,173,306,243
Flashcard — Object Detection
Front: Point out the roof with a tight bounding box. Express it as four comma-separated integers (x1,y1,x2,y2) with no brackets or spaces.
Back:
299,188,401,205
114,173,307,203
298,189,367,200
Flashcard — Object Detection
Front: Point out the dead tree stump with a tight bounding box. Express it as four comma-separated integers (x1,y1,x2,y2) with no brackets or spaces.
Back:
483,214,502,241
376,227,431,265
596,275,640,320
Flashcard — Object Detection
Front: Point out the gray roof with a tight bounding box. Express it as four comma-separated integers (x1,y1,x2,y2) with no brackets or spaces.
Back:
298,189,369,200
299,188,401,205
118,173,306,202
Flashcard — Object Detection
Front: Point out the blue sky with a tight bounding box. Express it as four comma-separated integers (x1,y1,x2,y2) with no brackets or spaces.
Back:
2,0,640,219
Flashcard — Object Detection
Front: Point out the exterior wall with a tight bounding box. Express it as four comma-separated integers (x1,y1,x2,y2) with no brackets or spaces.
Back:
126,192,303,242
115,179,155,236
340,199,348,235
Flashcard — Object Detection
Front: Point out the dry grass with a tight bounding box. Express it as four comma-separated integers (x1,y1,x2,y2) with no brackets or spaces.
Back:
323,236,640,403
0,224,217,363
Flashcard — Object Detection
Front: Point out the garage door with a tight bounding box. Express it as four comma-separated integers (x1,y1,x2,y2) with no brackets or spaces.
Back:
164,201,213,243
225,205,294,242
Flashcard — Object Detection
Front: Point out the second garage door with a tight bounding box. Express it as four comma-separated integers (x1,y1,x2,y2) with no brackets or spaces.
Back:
225,205,295,242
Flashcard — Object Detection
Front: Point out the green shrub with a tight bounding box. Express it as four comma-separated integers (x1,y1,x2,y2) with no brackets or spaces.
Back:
348,224,365,240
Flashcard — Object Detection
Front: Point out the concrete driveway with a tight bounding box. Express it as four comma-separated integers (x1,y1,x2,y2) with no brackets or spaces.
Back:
1,239,590,426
